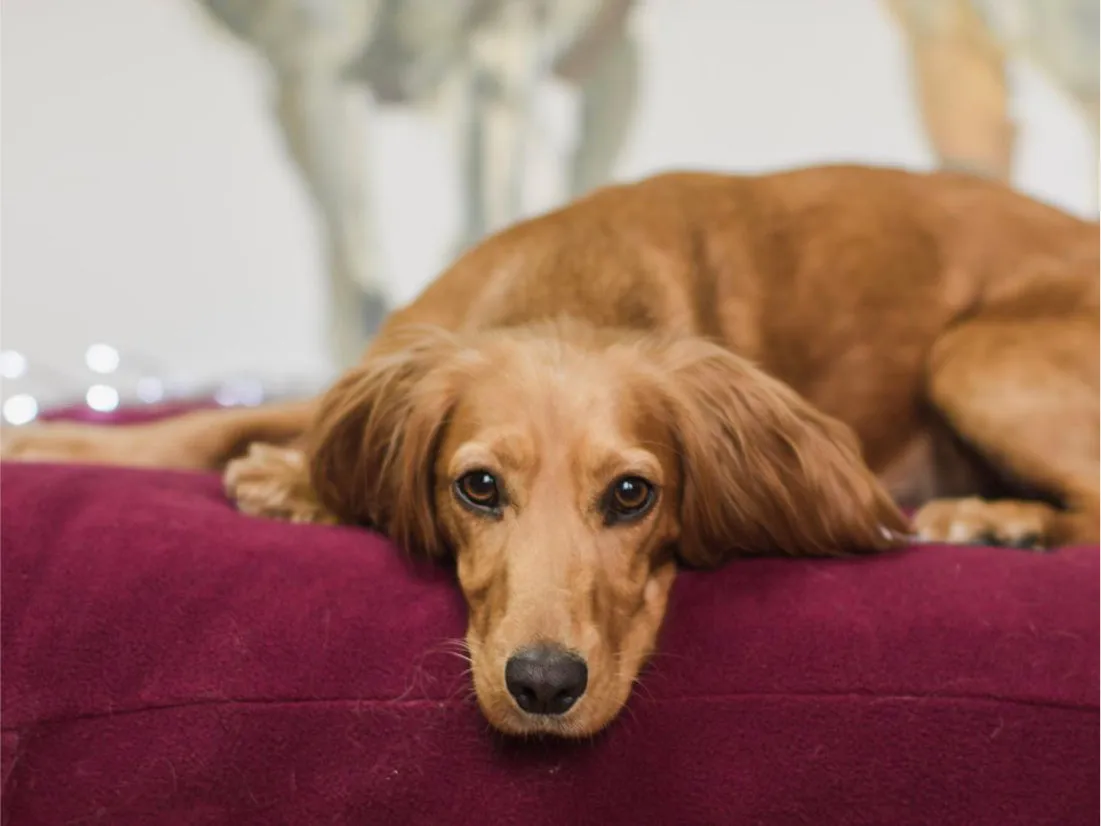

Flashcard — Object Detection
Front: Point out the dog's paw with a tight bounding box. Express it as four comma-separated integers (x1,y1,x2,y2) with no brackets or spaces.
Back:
912,497,1056,550
224,443,338,525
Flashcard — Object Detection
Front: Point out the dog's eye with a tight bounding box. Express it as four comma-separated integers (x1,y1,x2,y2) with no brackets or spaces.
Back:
603,476,656,524
454,470,502,512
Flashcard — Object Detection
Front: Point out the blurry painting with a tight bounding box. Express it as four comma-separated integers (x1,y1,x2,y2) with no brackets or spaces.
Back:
886,0,1099,190
199,0,640,367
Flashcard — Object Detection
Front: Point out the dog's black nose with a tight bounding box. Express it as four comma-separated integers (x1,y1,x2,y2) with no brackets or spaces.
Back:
505,645,588,715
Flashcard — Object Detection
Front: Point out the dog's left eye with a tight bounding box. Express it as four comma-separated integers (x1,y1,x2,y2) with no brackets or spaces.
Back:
454,470,503,513
603,476,656,524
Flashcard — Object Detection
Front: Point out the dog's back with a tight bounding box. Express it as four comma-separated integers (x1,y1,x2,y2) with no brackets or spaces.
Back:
384,166,1097,485
396,165,1095,345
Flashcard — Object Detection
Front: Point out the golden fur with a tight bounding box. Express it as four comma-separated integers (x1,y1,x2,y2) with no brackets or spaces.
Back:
4,165,1098,737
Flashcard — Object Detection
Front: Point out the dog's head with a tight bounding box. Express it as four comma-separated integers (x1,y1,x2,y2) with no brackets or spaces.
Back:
310,321,905,736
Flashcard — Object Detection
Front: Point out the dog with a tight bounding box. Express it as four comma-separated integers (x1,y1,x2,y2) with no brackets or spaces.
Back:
4,165,1098,738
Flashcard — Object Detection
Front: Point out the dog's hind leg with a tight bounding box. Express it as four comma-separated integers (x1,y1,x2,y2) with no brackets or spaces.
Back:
1,400,337,524
0,401,317,471
913,292,1099,547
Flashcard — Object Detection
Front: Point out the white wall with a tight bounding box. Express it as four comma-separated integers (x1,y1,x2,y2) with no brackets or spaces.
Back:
2,0,1094,396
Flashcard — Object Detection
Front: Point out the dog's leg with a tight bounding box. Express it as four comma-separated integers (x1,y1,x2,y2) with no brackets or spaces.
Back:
201,0,385,368
915,301,1099,547
1,400,337,524
558,0,640,197
253,1,386,368
274,70,387,366
1078,95,1099,210
458,1,541,248
883,0,1015,181
0,401,318,470
224,442,337,524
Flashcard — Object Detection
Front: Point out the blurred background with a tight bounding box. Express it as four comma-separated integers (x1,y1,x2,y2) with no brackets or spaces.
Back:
1,0,1097,423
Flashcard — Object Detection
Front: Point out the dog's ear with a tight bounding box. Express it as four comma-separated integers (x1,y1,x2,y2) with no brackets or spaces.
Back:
309,327,476,558
654,338,908,566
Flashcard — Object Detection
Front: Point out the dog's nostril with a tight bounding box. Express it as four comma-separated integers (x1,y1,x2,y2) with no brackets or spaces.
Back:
504,645,588,716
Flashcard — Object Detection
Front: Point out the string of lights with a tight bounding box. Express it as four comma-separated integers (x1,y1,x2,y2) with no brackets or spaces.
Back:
0,345,325,425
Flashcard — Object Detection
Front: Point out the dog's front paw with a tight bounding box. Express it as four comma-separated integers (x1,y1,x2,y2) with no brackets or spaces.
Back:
912,497,1056,550
224,443,338,525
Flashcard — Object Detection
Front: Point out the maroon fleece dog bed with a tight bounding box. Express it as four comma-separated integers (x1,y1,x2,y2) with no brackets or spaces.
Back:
2,419,1097,825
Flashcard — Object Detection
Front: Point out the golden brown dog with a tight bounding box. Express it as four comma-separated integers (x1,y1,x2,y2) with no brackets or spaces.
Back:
4,165,1098,737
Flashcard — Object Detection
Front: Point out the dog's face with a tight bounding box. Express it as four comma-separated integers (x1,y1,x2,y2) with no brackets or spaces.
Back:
310,322,904,737
432,339,684,736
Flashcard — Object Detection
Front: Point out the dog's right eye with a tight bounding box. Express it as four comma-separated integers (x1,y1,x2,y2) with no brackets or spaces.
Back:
601,476,656,525
454,470,502,513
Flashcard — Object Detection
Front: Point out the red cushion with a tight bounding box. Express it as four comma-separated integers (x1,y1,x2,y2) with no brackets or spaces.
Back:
2,459,1097,826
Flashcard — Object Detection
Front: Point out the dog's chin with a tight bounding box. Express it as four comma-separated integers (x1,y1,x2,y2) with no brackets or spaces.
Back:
473,684,624,739
479,701,618,740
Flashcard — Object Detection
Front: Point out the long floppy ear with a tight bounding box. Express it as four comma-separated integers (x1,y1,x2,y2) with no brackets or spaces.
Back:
655,338,909,566
308,326,476,558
